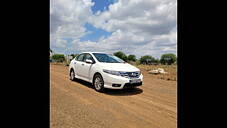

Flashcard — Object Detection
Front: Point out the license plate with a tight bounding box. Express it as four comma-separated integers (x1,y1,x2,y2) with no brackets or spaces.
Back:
130,79,141,83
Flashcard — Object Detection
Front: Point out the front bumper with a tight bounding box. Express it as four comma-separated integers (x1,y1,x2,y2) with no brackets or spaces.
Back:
102,72,143,89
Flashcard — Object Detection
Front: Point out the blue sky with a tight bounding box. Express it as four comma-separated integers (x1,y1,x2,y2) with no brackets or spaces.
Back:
79,0,116,42
50,0,177,58
80,23,112,42
91,0,117,13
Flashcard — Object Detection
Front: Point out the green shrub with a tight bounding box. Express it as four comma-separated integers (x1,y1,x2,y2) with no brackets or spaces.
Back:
128,54,136,62
113,51,128,61
51,54,65,62
139,55,157,64
160,53,176,65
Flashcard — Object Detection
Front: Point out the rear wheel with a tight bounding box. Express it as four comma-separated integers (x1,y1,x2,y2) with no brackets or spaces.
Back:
70,70,76,81
93,74,105,92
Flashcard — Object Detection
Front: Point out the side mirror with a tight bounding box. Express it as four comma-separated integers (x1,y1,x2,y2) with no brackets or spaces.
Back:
85,59,93,64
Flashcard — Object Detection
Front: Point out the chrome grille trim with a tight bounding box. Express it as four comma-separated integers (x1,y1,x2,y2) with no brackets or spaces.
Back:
121,72,140,78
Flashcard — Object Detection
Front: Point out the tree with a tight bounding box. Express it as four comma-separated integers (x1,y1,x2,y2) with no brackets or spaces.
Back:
51,54,66,62
113,51,128,61
160,53,176,65
139,55,156,64
128,54,136,62
154,58,160,64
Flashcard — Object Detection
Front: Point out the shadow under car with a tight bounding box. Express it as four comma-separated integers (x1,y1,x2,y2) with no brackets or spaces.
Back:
72,79,143,96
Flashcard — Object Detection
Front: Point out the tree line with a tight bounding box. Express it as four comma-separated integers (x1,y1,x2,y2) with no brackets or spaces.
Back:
50,50,176,65
113,51,176,65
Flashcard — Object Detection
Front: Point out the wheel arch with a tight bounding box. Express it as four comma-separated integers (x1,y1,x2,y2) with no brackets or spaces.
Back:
92,72,102,84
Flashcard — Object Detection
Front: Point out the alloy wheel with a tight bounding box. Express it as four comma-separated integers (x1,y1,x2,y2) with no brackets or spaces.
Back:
94,77,103,90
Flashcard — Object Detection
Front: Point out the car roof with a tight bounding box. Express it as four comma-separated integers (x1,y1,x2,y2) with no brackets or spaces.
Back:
82,52,110,54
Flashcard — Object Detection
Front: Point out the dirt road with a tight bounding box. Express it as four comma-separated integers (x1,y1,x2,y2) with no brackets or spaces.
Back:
50,64,177,128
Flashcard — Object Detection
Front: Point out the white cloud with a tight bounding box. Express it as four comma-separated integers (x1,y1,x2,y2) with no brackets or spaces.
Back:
71,27,176,58
50,0,94,48
90,0,176,34
50,0,177,58
51,36,67,48
75,0,176,58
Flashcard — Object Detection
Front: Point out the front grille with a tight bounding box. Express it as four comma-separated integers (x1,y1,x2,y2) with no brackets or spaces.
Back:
123,82,142,88
121,72,140,78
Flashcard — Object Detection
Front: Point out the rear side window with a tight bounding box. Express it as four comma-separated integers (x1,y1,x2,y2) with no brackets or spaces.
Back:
83,53,95,62
83,54,93,61
76,54,84,61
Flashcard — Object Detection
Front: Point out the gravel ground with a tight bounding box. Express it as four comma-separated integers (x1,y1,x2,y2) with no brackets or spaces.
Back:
50,64,177,128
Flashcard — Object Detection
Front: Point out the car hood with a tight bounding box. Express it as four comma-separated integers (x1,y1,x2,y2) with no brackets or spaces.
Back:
99,63,140,72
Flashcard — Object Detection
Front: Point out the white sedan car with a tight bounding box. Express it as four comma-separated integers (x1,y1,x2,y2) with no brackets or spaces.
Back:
69,52,143,92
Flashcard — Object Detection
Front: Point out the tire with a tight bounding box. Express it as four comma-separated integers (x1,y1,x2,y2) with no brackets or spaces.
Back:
70,69,76,81
93,74,105,92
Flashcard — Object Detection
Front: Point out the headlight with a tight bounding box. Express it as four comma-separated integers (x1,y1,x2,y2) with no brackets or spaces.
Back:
103,69,122,76
136,71,141,76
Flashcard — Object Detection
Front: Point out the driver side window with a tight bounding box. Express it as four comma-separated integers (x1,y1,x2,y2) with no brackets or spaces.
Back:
76,54,85,61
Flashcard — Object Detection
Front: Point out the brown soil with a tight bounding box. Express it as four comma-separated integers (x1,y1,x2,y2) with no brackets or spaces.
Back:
50,64,177,128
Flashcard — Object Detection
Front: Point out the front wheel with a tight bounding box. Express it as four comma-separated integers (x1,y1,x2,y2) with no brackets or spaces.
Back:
70,70,76,81
93,74,105,92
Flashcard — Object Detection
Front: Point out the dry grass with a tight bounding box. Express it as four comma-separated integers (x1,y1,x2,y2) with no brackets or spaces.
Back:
136,64,177,81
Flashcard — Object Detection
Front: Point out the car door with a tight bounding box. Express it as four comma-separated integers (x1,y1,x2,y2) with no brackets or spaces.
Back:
74,53,85,77
80,53,95,79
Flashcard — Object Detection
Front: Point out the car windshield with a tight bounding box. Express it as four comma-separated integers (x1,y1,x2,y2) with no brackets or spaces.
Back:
93,53,125,63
